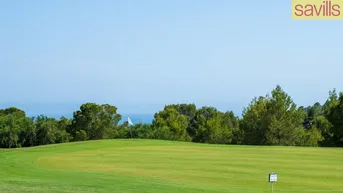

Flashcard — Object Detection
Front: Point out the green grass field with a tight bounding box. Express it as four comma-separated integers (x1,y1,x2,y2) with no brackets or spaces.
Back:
1,139,343,193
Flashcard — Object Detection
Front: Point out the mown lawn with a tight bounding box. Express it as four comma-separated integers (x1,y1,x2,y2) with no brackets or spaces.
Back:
1,139,343,193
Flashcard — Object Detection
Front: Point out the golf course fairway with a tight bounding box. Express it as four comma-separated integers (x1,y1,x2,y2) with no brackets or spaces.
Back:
1,139,342,193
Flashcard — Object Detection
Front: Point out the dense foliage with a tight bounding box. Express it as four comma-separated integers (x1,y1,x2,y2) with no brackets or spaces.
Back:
1,86,343,148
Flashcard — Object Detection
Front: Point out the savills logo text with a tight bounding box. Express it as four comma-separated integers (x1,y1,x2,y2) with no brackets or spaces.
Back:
292,0,343,19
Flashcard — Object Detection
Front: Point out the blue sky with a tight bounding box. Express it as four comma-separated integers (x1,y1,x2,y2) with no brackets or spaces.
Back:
0,0,342,117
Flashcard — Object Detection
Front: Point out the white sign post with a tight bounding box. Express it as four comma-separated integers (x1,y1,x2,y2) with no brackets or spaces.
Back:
269,173,277,193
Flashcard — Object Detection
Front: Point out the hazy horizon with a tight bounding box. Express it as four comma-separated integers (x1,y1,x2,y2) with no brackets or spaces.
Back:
1,1,342,118
0,86,335,119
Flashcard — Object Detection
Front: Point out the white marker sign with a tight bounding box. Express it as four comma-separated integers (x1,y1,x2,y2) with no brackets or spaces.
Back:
269,173,277,182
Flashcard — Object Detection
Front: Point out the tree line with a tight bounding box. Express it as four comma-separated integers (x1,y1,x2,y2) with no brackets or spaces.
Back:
1,85,343,148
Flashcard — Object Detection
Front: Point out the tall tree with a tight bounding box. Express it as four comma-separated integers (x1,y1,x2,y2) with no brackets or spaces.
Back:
0,107,26,117
169,104,197,139
34,115,58,145
0,115,21,148
55,117,72,143
240,96,268,145
300,102,332,146
191,107,236,144
70,103,121,140
326,92,343,146
152,105,191,141
0,107,34,148
241,85,322,146
18,117,36,147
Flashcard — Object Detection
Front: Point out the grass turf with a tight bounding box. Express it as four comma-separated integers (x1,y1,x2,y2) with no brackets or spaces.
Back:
1,139,343,193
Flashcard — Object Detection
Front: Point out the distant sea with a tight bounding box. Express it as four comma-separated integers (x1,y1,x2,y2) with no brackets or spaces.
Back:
46,113,155,125
0,104,156,125
0,107,155,125
120,114,154,124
